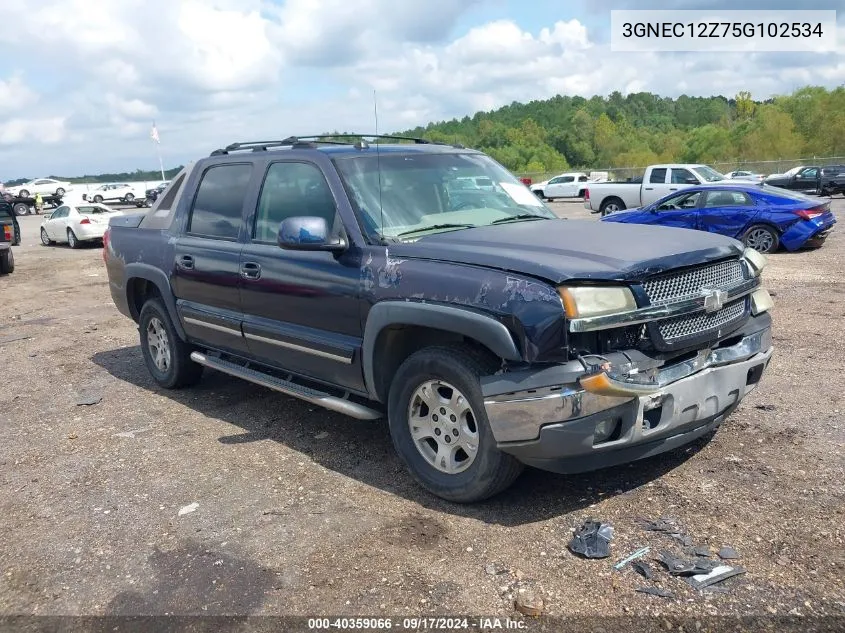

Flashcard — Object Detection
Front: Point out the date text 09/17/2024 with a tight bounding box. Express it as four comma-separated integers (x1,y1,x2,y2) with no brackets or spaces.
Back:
307,617,528,630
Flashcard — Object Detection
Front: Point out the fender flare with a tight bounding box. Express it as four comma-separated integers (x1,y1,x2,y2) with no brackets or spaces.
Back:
361,301,522,400
124,263,187,340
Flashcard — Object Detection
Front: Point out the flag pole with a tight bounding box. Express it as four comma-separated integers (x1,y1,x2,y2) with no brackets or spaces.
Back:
151,121,165,181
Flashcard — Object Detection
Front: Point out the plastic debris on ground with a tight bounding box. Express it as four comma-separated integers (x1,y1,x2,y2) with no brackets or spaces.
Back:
718,545,742,560
631,560,654,580
568,519,614,559
635,586,674,598
613,546,651,571
683,565,747,590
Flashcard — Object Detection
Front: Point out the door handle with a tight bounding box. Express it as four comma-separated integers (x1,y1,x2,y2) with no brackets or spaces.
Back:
644,187,654,190
669,187,678,191
241,262,261,279
177,254,194,270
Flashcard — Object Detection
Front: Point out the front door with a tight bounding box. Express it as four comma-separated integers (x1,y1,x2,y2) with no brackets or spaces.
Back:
171,162,255,354
238,160,365,391
647,190,702,228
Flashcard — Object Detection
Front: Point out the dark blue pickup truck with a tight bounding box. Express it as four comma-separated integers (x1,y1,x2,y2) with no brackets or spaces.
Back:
103,135,775,502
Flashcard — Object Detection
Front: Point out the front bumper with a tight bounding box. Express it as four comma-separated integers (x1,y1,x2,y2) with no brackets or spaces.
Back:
482,317,773,474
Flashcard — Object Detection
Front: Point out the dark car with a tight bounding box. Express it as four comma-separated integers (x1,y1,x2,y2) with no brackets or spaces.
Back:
601,183,836,253
764,165,845,196
135,181,171,208
0,199,17,274
103,135,775,503
0,196,21,245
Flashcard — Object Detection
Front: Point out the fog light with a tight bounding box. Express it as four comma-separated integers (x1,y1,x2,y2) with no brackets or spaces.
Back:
593,418,620,444
751,288,774,315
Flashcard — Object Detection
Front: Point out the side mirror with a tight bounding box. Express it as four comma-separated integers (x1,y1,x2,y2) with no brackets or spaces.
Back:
278,216,346,252
795,174,802,179
685,178,699,185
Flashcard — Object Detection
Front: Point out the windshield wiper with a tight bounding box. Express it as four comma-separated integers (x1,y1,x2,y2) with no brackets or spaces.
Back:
491,214,549,224
396,223,477,238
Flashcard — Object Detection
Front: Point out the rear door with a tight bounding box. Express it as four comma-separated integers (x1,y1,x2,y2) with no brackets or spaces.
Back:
641,167,671,206
238,158,365,391
171,162,255,354
697,189,758,238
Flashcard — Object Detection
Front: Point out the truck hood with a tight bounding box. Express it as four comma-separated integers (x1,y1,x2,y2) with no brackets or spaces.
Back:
389,218,744,283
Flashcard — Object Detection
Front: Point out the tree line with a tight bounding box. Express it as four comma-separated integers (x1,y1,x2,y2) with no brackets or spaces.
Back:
399,86,845,175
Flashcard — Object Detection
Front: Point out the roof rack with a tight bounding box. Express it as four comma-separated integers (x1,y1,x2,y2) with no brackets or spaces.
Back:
209,133,461,156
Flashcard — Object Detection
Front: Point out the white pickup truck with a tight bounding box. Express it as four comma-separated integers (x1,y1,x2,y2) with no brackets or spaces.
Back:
584,164,730,215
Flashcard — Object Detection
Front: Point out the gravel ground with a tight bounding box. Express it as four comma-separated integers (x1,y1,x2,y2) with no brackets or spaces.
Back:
0,200,843,626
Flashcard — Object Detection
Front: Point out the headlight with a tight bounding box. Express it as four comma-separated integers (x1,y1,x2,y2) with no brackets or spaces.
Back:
742,247,767,277
558,286,637,319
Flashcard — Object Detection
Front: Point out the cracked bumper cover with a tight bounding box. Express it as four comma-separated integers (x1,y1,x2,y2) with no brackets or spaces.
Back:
481,313,773,474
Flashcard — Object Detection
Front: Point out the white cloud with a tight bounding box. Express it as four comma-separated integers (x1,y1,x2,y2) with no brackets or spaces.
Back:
0,1,843,177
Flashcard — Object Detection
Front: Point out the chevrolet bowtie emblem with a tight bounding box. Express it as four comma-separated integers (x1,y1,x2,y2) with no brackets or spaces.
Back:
701,288,727,313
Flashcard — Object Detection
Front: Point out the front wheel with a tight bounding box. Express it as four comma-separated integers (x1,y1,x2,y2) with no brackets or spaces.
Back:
56,188,65,196
138,298,204,389
743,224,779,254
93,195,103,203
124,193,134,202
40,228,52,246
19,189,29,198
387,345,523,503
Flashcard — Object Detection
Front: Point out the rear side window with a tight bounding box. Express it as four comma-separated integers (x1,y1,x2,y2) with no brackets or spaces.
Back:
187,164,252,239
649,168,667,183
704,190,752,207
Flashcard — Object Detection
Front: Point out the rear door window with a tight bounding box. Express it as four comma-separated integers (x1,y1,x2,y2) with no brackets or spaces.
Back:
649,168,667,183
186,164,253,240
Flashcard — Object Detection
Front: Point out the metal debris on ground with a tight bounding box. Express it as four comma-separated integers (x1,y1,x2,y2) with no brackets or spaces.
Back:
718,546,741,560
684,565,747,591
693,545,712,558
658,551,719,576
635,586,674,598
613,546,651,571
177,502,199,516
568,519,614,559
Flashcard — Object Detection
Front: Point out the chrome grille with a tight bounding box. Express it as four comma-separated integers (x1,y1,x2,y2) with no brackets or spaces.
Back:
657,298,747,342
643,259,744,305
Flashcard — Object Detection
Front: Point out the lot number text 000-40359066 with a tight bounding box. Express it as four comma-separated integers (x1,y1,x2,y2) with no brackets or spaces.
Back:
610,9,838,52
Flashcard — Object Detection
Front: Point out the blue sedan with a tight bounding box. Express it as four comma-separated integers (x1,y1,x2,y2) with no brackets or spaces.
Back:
601,183,836,253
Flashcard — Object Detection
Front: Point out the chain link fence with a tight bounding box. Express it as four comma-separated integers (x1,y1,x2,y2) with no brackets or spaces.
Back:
517,156,845,184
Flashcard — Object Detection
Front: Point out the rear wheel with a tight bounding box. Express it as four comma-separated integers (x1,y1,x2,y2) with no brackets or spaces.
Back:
93,195,103,203
138,298,204,389
577,189,585,198
13,203,28,216
67,229,81,249
0,249,13,274
56,187,65,196
387,345,523,503
743,224,779,254
600,197,625,216
19,189,29,198
124,193,134,202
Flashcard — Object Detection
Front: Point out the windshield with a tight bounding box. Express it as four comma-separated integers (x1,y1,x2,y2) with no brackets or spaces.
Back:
333,151,555,241
782,166,802,177
692,165,726,182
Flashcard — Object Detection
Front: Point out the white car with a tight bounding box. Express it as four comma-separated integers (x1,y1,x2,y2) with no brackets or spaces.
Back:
83,183,142,203
39,203,123,248
4,178,72,198
725,170,765,182
530,172,590,200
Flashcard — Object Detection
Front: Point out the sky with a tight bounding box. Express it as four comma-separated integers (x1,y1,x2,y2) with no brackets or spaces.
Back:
0,0,842,179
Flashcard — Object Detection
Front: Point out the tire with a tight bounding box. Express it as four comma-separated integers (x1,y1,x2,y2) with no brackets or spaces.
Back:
387,345,524,503
13,203,28,216
67,229,80,249
56,188,65,196
93,195,103,203
600,197,625,216
0,249,14,275
124,194,134,202
19,189,29,198
138,298,204,389
577,189,585,198
40,228,52,246
742,224,779,254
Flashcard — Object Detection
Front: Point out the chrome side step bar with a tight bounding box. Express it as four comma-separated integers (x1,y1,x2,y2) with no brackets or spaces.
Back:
190,352,383,420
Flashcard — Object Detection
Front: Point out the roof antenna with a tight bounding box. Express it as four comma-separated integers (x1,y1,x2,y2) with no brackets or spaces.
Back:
374,89,384,241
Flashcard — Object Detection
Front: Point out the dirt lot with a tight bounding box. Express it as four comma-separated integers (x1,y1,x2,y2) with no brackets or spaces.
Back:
0,200,843,626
